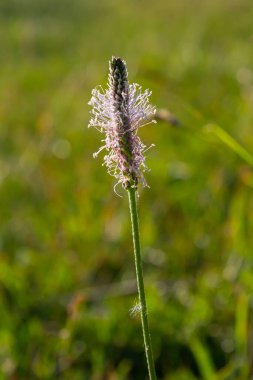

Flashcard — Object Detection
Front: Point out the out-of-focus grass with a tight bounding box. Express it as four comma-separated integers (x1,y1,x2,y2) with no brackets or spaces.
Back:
1,0,253,379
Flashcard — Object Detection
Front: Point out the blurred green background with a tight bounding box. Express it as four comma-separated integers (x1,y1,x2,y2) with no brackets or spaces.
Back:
1,0,253,379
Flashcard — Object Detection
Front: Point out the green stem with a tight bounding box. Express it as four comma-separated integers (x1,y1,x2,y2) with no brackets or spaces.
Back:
127,187,157,380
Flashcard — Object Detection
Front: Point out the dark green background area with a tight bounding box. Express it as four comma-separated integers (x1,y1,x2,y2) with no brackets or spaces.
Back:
1,0,253,378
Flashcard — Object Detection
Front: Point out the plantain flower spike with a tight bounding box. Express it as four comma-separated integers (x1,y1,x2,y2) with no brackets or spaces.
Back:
88,57,156,190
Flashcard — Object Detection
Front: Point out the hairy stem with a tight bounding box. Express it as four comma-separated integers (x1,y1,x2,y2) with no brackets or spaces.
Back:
127,187,157,380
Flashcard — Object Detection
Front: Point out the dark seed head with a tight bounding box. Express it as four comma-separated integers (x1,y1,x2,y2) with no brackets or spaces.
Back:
88,56,156,190
109,57,129,107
